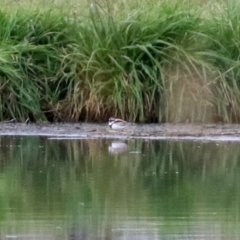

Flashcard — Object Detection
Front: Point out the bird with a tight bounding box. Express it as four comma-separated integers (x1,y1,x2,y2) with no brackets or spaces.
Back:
108,117,128,130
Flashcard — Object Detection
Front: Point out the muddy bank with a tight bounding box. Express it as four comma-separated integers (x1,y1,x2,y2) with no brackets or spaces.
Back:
0,122,240,141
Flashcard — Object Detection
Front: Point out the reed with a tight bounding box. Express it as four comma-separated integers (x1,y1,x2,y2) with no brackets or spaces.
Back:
0,0,240,123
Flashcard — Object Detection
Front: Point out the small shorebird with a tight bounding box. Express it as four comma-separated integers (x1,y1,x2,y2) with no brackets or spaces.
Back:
108,117,128,130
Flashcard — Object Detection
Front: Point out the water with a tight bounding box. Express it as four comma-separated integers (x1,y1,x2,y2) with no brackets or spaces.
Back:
0,136,239,239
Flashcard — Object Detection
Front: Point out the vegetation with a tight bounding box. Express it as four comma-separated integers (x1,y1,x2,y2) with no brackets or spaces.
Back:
1,0,240,123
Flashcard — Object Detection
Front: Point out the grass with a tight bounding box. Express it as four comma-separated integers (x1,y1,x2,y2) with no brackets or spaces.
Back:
0,0,240,123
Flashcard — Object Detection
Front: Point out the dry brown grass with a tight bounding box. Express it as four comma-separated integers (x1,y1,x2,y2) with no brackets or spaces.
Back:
162,61,216,123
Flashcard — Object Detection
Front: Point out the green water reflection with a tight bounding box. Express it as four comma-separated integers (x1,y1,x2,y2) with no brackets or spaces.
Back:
0,136,239,239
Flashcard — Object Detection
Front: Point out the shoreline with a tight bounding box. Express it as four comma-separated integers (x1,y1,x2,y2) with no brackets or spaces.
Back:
0,122,240,141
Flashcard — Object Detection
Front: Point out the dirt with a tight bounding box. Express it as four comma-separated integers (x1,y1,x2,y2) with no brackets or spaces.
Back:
0,122,240,141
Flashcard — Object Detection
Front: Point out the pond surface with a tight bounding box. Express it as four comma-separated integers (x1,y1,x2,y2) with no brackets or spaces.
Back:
0,136,239,239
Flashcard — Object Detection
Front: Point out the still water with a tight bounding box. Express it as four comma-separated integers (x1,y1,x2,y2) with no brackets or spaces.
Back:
0,136,239,239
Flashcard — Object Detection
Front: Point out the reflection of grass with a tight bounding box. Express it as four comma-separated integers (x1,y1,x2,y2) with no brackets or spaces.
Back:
0,137,149,235
0,137,240,237
140,140,240,235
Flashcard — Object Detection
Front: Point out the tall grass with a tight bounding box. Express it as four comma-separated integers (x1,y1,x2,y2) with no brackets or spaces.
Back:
0,0,240,123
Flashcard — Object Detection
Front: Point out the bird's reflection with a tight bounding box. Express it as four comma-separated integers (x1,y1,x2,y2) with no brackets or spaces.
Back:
108,141,128,155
